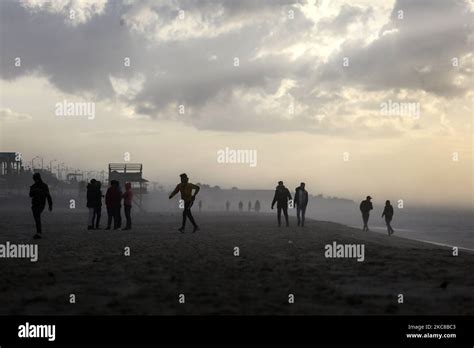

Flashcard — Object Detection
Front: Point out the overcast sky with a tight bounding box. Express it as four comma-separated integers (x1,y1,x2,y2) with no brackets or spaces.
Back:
0,0,472,208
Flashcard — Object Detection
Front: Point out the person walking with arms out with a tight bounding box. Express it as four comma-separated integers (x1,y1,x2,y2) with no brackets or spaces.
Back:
169,173,200,233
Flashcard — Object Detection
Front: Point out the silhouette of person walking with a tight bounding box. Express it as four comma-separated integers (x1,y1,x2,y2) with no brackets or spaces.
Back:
238,201,243,212
226,200,230,212
382,200,395,236
29,173,53,239
169,173,200,233
248,201,252,212
271,181,292,227
294,182,308,227
198,200,202,212
254,200,261,213
122,182,133,230
105,180,121,230
360,195,373,232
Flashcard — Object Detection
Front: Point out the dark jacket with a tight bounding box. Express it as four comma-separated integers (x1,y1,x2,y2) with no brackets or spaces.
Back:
382,205,394,219
96,187,103,208
272,185,292,208
122,183,133,207
86,183,100,208
29,181,53,208
360,200,373,214
105,186,121,208
294,187,308,208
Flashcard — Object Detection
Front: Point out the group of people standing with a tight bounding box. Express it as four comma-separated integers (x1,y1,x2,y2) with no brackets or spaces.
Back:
86,179,133,230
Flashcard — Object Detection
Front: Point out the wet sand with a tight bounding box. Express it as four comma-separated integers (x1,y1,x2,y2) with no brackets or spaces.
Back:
0,210,472,315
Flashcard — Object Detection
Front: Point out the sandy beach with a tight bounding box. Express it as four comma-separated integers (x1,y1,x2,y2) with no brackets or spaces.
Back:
0,209,472,315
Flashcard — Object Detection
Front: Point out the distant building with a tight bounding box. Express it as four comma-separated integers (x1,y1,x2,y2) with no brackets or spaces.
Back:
0,152,22,176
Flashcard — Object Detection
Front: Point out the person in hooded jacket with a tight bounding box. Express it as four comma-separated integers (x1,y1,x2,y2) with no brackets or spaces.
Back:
105,180,121,230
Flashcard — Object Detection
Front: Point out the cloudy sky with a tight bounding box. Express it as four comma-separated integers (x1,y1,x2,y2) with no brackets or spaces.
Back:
0,0,472,208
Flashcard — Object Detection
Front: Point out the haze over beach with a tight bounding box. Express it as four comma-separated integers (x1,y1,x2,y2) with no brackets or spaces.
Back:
0,0,472,209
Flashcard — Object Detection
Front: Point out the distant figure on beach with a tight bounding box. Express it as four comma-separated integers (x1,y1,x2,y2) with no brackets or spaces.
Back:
122,182,133,230
238,201,243,212
226,200,230,212
271,181,292,227
169,173,200,233
254,200,261,213
294,182,308,227
360,196,373,232
29,173,53,239
198,200,202,212
248,201,252,212
382,200,395,236
105,180,121,230
86,179,99,230
93,181,103,229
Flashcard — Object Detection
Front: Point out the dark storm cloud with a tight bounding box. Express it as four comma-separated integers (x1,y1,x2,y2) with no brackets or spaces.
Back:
316,0,473,97
0,0,311,109
0,0,472,133
0,0,146,98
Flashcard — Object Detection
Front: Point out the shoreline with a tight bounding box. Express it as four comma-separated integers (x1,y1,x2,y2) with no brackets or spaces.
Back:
348,224,474,253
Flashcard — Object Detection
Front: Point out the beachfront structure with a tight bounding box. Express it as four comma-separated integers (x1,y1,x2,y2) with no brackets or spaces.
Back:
108,163,148,210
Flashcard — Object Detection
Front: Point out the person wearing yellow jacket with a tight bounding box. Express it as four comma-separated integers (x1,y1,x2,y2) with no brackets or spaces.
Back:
169,173,200,233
